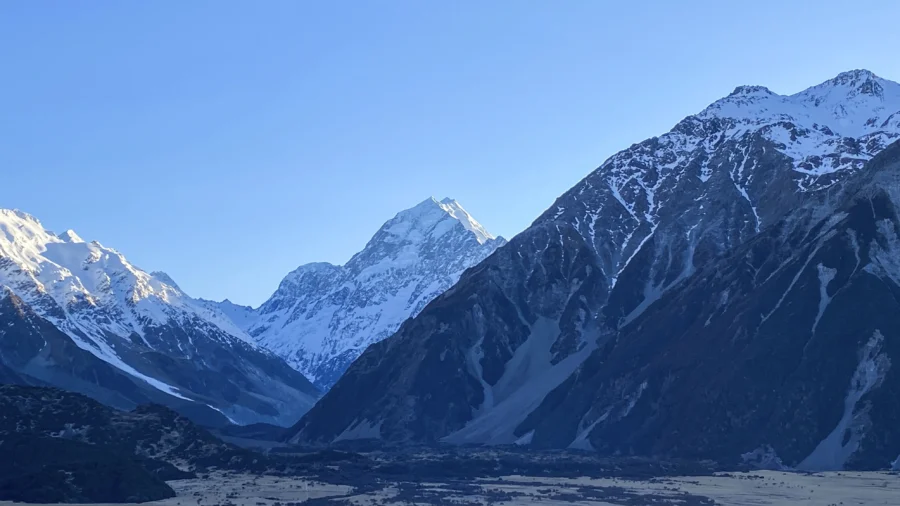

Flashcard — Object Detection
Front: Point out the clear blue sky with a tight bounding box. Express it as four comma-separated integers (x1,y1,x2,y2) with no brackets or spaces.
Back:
2,1,899,306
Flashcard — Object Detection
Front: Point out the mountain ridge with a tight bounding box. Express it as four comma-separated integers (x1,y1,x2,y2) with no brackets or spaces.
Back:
0,209,319,427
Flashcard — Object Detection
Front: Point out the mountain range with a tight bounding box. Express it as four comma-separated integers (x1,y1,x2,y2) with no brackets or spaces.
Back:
287,70,900,470
206,197,505,390
0,211,319,427
4,69,900,472
0,196,503,428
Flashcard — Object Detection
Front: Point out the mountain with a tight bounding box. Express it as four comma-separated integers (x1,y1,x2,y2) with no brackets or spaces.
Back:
512,140,900,471
210,197,505,390
288,70,900,469
0,210,319,427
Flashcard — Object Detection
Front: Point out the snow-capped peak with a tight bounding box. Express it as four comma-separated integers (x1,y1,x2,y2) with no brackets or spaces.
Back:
728,85,775,98
701,70,899,141
383,197,496,245
0,208,41,225
57,229,85,243
647,69,900,187
0,208,255,343
0,208,65,272
225,197,505,390
438,198,496,244
822,69,886,96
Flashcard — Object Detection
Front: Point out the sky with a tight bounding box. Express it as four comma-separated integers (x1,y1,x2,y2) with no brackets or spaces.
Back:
2,1,900,306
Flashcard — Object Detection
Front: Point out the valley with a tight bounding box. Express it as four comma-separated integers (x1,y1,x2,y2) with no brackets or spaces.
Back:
8,1,900,503
4,468,900,506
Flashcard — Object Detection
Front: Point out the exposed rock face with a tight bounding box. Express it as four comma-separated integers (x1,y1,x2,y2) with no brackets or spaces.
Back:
518,141,900,470
0,211,319,427
209,197,505,391
289,71,900,469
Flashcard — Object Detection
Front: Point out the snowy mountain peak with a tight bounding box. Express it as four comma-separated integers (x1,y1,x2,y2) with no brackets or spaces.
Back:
436,198,496,244
0,208,257,342
703,70,900,125
0,208,41,226
797,69,898,111
287,261,340,275
222,197,505,390
58,229,85,243
383,197,496,246
728,85,774,98
652,69,900,186
825,69,884,96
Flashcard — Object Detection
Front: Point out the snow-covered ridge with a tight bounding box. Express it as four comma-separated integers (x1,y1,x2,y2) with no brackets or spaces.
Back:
0,208,322,425
701,69,900,140
381,197,495,245
542,69,900,292
217,197,505,390
0,208,247,342
437,198,496,244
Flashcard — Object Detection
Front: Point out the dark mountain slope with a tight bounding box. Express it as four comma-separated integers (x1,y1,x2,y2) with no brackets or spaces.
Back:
518,140,900,470
0,289,236,427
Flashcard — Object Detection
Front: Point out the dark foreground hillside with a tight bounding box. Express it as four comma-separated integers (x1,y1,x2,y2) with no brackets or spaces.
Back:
0,384,275,503
0,435,175,503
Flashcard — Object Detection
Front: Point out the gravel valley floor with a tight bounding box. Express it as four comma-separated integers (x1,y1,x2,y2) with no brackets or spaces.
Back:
3,470,900,506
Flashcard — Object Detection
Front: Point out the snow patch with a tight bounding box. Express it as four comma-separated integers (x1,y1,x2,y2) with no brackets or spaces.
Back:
334,419,383,442
621,381,648,418
741,445,788,471
760,239,828,325
568,408,610,451
797,330,891,471
514,430,534,446
443,318,598,445
812,263,837,334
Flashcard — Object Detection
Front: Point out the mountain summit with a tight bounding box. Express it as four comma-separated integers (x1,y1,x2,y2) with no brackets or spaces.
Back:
210,198,505,390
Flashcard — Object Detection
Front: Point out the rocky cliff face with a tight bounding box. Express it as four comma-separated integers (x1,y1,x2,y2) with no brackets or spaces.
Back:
0,211,319,427
517,141,900,470
289,71,900,469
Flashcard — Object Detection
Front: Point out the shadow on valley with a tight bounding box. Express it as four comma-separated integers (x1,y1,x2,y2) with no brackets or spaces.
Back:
0,385,726,504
